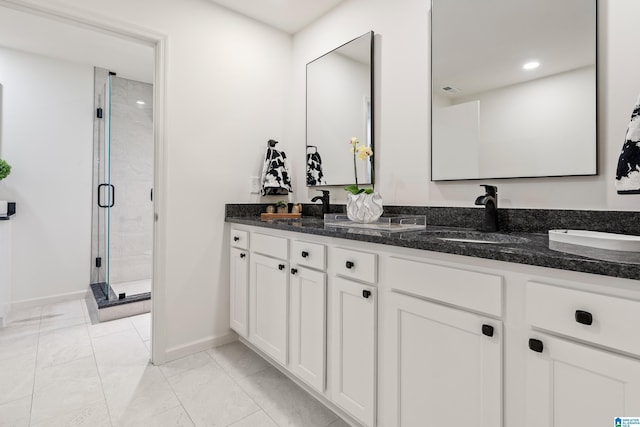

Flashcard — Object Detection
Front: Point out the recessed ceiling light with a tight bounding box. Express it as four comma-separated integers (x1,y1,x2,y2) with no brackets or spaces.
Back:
523,61,540,70
136,100,146,105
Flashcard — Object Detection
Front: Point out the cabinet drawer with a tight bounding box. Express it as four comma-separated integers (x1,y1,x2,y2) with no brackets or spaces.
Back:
388,257,503,317
230,228,249,250
331,247,377,284
526,281,640,356
252,232,288,260
291,240,326,271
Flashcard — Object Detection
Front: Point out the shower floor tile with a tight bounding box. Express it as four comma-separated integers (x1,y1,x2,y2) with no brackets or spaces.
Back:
111,279,151,297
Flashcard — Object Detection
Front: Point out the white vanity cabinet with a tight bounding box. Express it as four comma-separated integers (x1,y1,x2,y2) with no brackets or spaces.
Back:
329,246,378,427
289,239,327,393
229,228,249,337
249,233,289,365
227,221,640,427
525,281,640,426
383,256,503,427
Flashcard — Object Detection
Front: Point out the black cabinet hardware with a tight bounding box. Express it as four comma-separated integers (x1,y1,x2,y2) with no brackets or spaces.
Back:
529,338,544,353
362,290,371,298
278,264,285,270
346,261,354,269
301,251,309,258
482,324,494,337
291,268,298,275
233,236,240,242
575,310,593,326
240,253,246,258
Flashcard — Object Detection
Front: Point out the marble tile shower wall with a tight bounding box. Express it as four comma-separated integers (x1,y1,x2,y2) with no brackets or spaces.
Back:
108,77,153,285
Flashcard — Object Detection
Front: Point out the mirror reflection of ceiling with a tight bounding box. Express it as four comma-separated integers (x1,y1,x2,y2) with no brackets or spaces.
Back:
206,0,347,34
432,0,596,99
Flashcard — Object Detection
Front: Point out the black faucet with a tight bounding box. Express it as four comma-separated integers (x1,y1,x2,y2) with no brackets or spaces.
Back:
311,190,330,215
474,185,498,232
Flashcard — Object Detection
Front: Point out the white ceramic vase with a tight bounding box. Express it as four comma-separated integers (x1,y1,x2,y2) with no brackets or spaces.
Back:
346,192,383,223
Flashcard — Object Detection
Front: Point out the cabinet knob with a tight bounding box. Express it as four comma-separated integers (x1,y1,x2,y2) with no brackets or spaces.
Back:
575,310,593,326
233,236,240,242
362,289,371,298
482,324,494,337
301,251,309,258
291,268,298,275
278,264,285,270
346,261,355,269
528,338,544,353
239,253,246,259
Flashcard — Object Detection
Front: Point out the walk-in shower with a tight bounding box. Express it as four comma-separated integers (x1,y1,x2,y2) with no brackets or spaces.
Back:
89,67,153,320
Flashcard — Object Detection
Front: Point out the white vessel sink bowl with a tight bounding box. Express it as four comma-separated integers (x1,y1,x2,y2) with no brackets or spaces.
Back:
549,230,640,252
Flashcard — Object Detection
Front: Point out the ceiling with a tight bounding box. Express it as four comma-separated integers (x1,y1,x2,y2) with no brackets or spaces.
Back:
206,0,347,34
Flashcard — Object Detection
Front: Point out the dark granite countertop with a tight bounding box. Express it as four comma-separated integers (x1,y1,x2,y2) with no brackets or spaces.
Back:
225,215,640,281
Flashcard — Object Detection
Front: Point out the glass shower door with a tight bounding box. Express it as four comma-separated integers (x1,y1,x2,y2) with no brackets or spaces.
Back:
91,69,154,301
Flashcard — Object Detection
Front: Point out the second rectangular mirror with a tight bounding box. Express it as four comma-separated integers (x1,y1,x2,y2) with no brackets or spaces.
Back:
306,31,374,187
431,0,597,181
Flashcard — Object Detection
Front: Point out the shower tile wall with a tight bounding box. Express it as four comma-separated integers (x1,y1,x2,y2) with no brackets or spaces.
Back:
108,77,153,286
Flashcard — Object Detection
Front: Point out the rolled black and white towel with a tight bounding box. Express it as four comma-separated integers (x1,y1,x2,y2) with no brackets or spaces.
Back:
306,149,327,186
261,147,293,196
616,94,640,194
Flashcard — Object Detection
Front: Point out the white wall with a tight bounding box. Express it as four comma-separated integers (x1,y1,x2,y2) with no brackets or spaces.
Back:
0,46,93,302
292,0,640,211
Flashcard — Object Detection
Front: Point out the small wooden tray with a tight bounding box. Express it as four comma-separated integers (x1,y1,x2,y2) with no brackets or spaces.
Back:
260,212,302,220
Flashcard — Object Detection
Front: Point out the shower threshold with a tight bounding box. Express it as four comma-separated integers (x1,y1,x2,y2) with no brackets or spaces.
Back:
86,282,151,323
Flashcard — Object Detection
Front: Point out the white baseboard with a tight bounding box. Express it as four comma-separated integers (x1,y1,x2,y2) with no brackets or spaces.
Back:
11,290,87,311
159,330,238,364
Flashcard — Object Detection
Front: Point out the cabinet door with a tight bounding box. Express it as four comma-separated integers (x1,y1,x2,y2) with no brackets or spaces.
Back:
330,276,376,427
526,333,640,427
290,266,326,393
385,291,502,427
250,253,289,365
230,247,249,337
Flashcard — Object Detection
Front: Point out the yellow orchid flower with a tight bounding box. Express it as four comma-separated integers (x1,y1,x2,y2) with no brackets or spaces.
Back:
346,137,374,194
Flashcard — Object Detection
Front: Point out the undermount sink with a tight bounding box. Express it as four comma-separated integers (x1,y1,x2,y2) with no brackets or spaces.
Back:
549,230,640,252
427,230,530,245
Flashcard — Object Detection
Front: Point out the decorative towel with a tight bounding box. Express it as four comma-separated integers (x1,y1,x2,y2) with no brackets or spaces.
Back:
261,146,293,196
616,94,640,194
306,147,327,186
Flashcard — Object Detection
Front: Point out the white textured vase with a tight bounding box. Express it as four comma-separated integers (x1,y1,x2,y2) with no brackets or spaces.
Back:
346,192,383,223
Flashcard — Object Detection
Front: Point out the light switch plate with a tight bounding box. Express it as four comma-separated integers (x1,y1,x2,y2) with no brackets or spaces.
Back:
250,176,261,194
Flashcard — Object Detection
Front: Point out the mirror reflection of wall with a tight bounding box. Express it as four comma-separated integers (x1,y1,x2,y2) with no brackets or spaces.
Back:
306,31,373,187
431,0,597,181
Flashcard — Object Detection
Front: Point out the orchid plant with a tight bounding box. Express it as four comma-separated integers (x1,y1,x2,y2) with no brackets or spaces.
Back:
344,137,374,195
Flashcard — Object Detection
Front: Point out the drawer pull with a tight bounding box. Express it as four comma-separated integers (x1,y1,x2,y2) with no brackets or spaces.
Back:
482,324,494,337
278,264,285,271
575,310,593,326
529,338,544,353
291,268,298,275
239,253,246,259
301,251,309,258
345,261,355,269
362,290,371,299
233,236,240,242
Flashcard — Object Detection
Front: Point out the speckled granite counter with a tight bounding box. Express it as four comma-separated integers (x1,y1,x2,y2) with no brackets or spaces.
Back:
226,205,640,281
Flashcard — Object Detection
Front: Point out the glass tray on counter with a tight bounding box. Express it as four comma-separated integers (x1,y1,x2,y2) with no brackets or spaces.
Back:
324,214,426,233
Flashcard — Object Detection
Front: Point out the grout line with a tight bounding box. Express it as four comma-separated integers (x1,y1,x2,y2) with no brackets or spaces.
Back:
83,304,116,427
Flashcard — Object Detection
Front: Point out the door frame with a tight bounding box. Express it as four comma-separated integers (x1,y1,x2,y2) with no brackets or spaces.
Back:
0,0,169,364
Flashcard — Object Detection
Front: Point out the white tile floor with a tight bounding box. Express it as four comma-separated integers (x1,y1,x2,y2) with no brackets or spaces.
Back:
0,299,349,427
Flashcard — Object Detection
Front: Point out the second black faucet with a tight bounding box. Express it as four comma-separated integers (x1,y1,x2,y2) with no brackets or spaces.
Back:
474,185,498,232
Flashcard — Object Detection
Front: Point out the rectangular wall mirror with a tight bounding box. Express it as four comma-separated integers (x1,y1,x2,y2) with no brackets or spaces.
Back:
431,0,597,181
306,31,374,187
